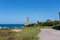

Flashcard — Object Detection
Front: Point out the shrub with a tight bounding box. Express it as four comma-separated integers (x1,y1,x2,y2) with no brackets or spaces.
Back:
25,23,35,27
42,22,55,26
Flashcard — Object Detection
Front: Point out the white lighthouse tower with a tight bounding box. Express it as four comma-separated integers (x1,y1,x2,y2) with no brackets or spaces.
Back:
25,17,30,26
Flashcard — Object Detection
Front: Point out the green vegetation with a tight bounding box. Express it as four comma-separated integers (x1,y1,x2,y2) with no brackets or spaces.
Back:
25,20,60,28
0,27,40,40
0,20,59,40
38,21,60,26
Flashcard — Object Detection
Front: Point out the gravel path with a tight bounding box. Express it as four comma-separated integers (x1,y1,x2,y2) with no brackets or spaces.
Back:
38,28,60,40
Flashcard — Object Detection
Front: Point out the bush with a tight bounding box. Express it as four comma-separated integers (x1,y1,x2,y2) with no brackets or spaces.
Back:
25,21,60,27
25,24,35,27
42,22,55,26
53,24,60,30
38,21,59,26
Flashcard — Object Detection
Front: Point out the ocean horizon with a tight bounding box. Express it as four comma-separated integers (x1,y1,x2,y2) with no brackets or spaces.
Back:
0,24,24,28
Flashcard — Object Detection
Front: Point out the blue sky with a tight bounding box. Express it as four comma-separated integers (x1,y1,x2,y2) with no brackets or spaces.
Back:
0,0,60,24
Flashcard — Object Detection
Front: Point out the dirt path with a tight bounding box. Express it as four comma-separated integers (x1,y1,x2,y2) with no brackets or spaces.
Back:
38,28,60,40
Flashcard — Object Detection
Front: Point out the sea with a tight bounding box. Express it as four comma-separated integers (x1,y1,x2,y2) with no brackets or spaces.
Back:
0,24,24,28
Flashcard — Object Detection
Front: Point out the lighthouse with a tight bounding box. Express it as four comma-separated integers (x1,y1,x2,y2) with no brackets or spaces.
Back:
25,17,30,26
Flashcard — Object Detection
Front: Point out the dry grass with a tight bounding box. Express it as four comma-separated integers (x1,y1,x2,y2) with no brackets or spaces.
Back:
0,27,40,40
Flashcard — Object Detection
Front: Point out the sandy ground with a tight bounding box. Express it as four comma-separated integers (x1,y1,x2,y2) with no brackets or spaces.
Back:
38,28,60,40
12,29,22,32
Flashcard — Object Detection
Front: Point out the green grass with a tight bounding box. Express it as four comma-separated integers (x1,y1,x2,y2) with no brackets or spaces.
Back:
0,27,41,40
40,26,53,29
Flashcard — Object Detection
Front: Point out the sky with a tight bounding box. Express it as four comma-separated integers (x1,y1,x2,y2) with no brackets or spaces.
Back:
0,0,60,24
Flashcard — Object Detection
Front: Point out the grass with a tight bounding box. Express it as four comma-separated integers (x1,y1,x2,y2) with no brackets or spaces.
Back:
0,27,41,40
40,26,53,29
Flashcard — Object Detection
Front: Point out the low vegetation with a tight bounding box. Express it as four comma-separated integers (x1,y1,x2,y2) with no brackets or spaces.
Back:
0,27,40,40
0,20,59,40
